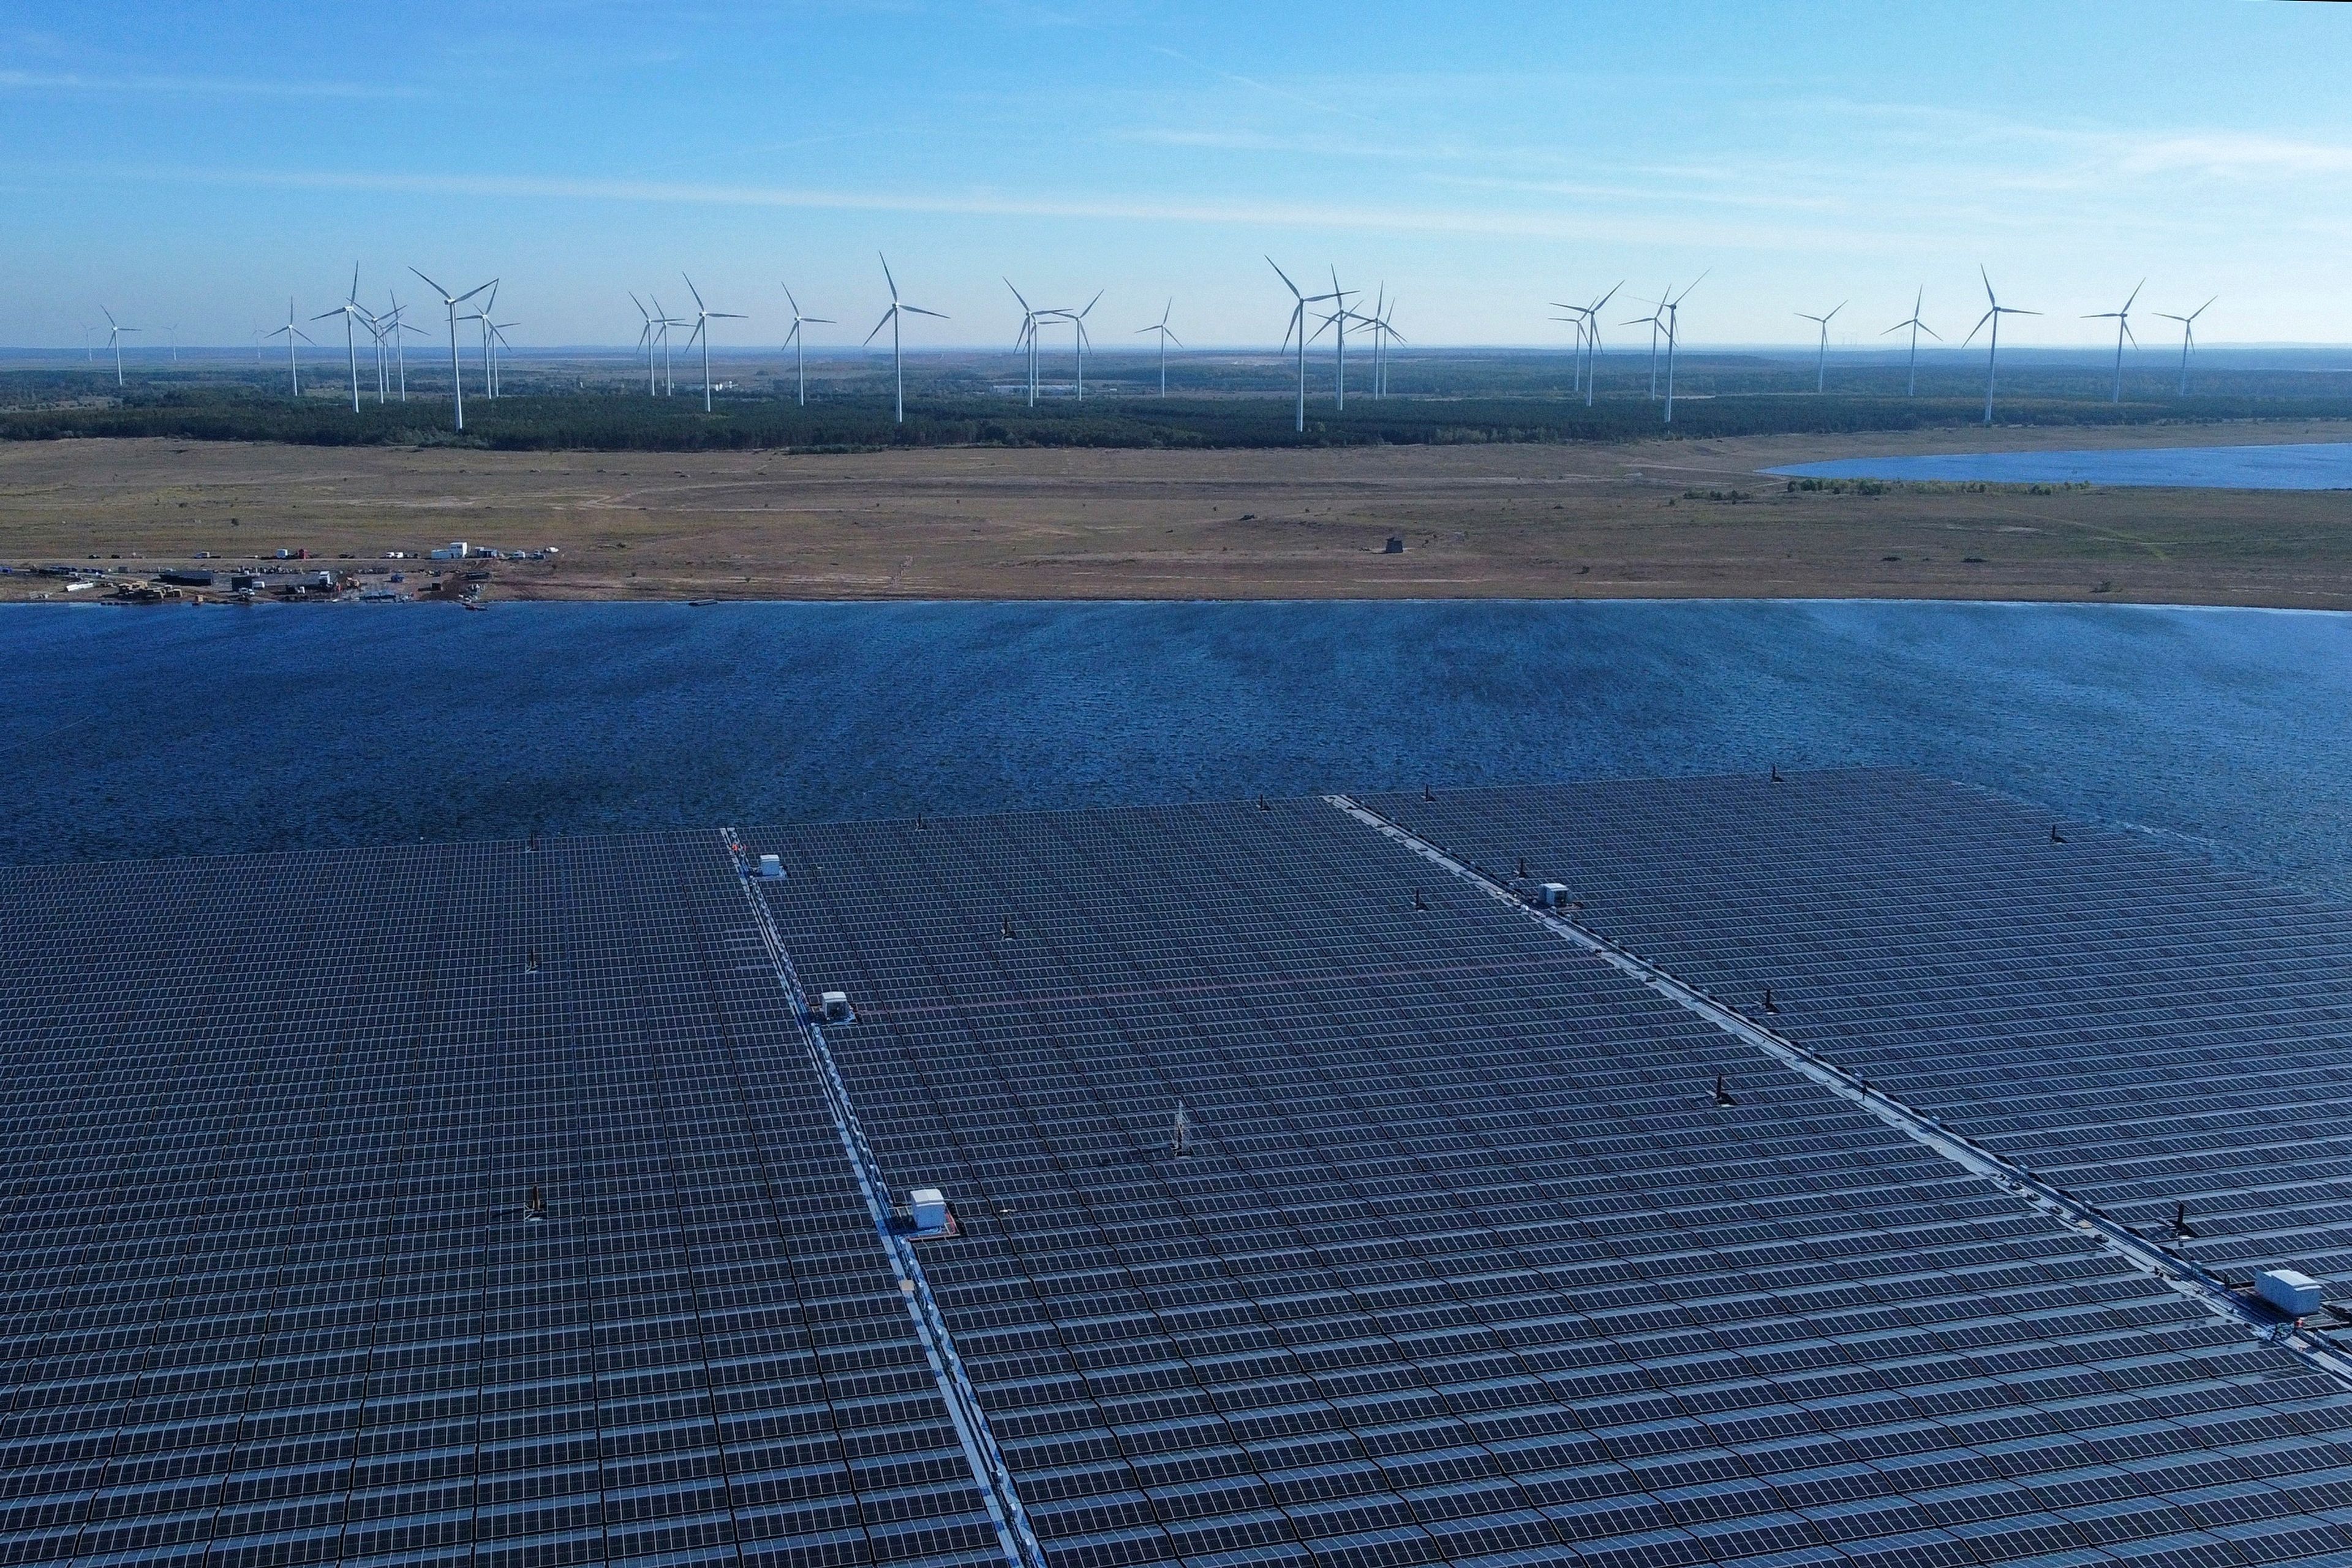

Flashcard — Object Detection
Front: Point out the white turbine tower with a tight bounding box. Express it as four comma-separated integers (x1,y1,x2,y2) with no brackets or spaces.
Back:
1007,281,1049,406
1136,301,1182,398
363,307,393,403
863,254,944,425
99,307,140,388
1622,288,1668,400
681,275,743,412
1660,273,1706,425
1361,291,1403,399
1058,291,1102,399
631,294,660,396
1550,303,1591,395
2154,297,2216,396
1550,283,1621,402
487,318,518,397
1268,257,1344,434
409,269,496,431
1962,268,2038,426
1574,283,1619,407
1795,301,1845,394
387,292,424,402
1882,288,1939,398
649,295,686,396
470,282,503,400
1308,267,1365,410
782,284,832,407
314,265,375,413
262,297,313,399
2084,280,2143,404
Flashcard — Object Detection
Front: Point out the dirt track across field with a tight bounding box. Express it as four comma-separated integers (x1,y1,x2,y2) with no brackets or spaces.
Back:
6,422,2352,606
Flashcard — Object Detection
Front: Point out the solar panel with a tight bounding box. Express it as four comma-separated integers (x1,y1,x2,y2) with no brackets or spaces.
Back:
1369,771,2352,1309
0,832,1005,1568
9,778,2352,1568
745,795,2352,1568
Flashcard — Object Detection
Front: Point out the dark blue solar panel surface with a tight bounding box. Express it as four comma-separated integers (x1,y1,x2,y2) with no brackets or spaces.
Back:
0,833,1003,1568
748,796,2352,1568
1367,770,2352,1307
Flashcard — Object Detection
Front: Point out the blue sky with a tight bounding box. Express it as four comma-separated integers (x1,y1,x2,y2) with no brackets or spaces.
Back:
6,1,2347,351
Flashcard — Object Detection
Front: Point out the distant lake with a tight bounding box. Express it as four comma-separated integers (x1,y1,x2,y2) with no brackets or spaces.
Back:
7,599,2351,897
1771,440,2352,489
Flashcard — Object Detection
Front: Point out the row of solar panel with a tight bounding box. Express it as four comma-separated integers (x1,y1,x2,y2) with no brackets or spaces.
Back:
0,833,1012,1568
1366,772,2352,1306
749,796,2352,1568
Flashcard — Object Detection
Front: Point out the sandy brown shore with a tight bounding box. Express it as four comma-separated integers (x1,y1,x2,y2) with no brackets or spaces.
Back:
4,421,2351,607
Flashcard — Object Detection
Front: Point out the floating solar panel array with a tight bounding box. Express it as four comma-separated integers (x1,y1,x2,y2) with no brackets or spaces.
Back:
0,834,1005,1568
749,796,2352,1568
1367,770,2352,1308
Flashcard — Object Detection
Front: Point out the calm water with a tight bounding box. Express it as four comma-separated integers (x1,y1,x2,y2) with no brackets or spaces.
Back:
1771,440,2352,489
7,599,2350,895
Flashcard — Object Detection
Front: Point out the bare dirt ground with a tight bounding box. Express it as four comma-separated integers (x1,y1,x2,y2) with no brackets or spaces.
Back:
5,421,2351,606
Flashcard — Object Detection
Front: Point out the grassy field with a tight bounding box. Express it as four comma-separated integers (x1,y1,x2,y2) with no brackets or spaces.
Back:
8,421,2351,607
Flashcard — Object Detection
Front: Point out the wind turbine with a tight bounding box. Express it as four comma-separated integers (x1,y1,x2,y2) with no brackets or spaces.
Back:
164,325,179,365
680,275,743,412
650,295,685,395
488,318,518,398
1007,281,1049,406
1660,273,1706,424
363,310,390,403
1962,268,2038,426
1308,267,1364,410
314,266,375,413
863,254,944,425
1056,291,1102,399
1268,257,1343,433
409,268,496,430
2154,297,2216,396
99,308,140,388
262,297,313,399
1362,292,1403,399
1795,301,1845,394
782,284,832,407
1882,288,1939,397
469,281,502,400
1622,289,1668,399
2084,280,2143,404
631,294,660,396
1575,283,1619,406
386,292,423,401
1550,303,1591,394
1134,301,1182,398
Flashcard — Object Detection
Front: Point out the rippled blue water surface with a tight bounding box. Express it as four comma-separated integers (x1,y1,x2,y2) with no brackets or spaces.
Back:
1771,440,2352,488
7,598,2349,893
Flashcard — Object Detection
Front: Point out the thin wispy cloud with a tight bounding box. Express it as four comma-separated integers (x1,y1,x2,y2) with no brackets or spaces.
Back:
72,162,1937,258
0,67,415,100
2117,132,2352,179
1148,46,1372,123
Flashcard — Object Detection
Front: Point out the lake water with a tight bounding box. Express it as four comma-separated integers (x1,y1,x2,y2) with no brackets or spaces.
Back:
7,598,2350,896
1770,440,2352,489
